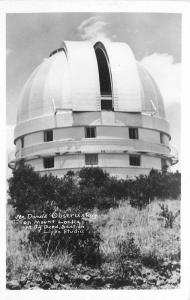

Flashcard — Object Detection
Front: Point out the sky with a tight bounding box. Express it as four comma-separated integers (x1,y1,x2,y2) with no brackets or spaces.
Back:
6,12,181,174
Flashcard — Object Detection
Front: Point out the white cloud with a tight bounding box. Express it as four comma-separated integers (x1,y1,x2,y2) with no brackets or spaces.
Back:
140,53,181,106
77,16,114,43
140,53,181,171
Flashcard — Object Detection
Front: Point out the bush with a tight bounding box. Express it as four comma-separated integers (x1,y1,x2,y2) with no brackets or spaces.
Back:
8,164,181,214
8,164,43,214
159,203,180,228
148,169,181,200
115,234,142,280
117,235,141,260
78,167,109,188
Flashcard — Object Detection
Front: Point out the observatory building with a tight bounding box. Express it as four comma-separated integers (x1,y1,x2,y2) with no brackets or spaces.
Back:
11,40,177,178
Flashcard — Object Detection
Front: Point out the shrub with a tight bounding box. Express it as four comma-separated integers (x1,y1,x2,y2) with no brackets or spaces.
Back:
117,235,141,260
8,164,181,215
78,167,109,188
159,203,180,228
8,164,44,215
148,169,181,200
115,234,142,280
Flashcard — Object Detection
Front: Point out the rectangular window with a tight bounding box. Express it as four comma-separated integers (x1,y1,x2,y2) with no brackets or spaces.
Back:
160,132,164,144
21,137,24,148
129,155,141,166
101,99,113,110
85,154,98,166
43,157,54,169
129,128,138,139
44,130,53,142
85,127,96,138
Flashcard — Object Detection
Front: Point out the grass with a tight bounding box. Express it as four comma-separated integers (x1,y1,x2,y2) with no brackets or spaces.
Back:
93,199,180,262
6,199,180,286
6,205,73,279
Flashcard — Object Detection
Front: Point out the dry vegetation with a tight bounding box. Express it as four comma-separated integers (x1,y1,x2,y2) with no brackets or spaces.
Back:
6,166,181,289
6,199,180,289
94,199,180,261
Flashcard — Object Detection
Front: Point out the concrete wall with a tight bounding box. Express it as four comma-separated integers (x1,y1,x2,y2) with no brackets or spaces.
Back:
16,126,169,149
24,132,43,147
54,127,84,140
14,112,170,140
56,154,84,169
141,155,161,169
27,153,162,179
27,153,162,173
14,110,171,178
139,128,160,144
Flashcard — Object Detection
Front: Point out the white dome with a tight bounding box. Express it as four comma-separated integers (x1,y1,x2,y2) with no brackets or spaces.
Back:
11,40,176,178
16,40,166,126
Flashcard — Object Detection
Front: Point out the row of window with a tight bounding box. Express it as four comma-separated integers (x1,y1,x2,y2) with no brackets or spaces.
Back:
20,128,166,148
43,154,141,169
44,128,166,142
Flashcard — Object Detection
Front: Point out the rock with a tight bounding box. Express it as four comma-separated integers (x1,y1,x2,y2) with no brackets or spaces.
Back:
6,280,21,290
82,275,91,282
54,274,61,282
104,283,111,289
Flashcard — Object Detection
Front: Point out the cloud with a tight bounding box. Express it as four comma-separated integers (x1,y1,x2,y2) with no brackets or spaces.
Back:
6,48,13,57
140,53,181,171
140,53,181,106
77,16,114,43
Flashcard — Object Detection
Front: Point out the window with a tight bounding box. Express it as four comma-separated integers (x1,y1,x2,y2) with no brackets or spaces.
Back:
94,44,113,111
160,133,164,144
129,155,141,166
101,99,113,110
85,154,98,166
44,130,53,142
43,157,54,169
129,128,139,139
85,127,96,138
21,137,24,148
